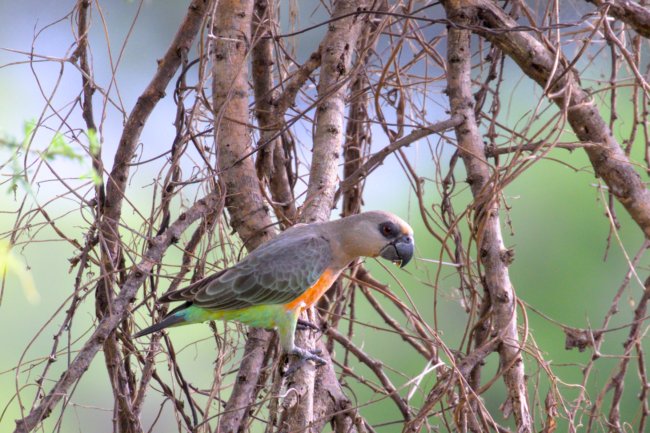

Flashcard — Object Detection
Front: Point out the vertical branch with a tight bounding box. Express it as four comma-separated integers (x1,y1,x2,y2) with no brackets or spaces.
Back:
211,1,278,432
280,1,371,432
341,41,372,218
324,15,381,326
213,0,273,247
441,1,531,432
252,0,297,224
300,0,370,223
73,0,104,208
73,7,137,428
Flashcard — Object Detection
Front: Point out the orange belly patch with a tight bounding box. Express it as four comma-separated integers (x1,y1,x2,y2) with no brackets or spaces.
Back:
283,269,338,311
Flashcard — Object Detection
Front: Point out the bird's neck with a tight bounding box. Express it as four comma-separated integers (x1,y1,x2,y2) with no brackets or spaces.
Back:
321,217,373,267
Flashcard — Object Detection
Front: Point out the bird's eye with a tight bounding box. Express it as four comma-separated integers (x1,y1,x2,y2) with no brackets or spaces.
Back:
379,222,396,238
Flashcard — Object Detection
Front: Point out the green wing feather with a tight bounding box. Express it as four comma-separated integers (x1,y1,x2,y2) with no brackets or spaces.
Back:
159,229,332,310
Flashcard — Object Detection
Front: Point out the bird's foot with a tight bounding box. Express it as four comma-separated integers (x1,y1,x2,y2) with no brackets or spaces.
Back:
290,346,326,364
283,347,327,376
296,319,321,332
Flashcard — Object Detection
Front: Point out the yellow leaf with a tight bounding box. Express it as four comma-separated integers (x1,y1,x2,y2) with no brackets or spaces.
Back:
0,240,39,304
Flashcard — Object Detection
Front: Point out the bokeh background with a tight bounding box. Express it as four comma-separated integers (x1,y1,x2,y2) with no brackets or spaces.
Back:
1,1,648,431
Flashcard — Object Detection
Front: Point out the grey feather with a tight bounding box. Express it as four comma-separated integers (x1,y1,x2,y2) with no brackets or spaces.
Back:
159,229,332,310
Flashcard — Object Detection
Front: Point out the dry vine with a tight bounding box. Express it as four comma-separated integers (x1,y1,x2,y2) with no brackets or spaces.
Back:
2,1,650,432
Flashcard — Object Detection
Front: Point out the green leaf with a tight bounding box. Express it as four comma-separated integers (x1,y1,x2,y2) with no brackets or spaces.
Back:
22,119,36,148
42,133,83,162
7,156,33,197
0,132,20,150
87,128,100,156
80,168,103,185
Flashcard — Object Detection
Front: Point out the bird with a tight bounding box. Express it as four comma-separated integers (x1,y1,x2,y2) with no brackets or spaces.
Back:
134,211,414,365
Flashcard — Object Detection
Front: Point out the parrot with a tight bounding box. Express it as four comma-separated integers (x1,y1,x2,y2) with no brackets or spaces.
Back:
134,211,414,365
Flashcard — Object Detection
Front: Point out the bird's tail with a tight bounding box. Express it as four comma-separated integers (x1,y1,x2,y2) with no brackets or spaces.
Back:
133,308,187,338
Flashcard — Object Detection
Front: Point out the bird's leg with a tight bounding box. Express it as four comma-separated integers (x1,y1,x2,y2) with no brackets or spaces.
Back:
278,309,327,376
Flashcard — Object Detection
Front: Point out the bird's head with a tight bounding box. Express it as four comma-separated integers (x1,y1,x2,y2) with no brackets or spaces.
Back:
338,211,415,268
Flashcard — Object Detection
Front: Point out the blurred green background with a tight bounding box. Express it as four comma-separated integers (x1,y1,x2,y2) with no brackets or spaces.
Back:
2,1,648,432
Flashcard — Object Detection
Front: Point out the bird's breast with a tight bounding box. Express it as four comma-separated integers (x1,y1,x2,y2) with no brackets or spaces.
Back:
283,268,339,311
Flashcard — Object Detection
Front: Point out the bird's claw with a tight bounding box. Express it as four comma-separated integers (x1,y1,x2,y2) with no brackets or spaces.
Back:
296,319,321,332
290,346,326,364
283,347,327,376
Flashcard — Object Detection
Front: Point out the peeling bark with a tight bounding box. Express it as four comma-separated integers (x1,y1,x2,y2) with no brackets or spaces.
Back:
301,0,371,223
211,1,278,432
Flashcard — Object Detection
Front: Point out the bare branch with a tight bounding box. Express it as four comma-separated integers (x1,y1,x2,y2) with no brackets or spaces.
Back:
588,0,650,39
211,1,278,432
252,0,297,225
13,192,222,433
301,0,372,223
338,115,463,197
432,3,530,432
102,0,210,249
471,0,650,238
328,327,410,420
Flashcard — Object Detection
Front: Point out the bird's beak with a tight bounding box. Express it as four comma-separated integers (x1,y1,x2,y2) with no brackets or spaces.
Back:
379,235,414,268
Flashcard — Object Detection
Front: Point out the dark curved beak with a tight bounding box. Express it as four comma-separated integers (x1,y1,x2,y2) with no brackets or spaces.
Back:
379,235,414,268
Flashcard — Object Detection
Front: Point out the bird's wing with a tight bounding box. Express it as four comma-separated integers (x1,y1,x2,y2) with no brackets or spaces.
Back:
159,232,332,310
158,269,228,303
